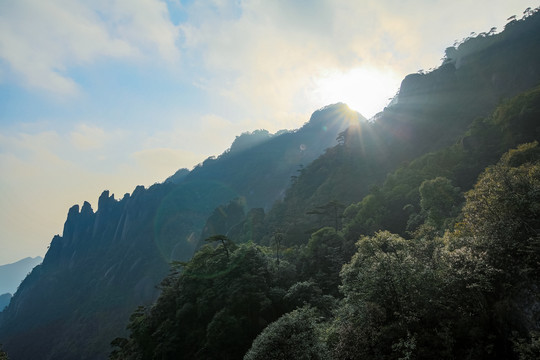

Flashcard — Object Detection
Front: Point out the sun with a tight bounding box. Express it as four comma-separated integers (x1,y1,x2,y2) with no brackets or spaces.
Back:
311,67,401,119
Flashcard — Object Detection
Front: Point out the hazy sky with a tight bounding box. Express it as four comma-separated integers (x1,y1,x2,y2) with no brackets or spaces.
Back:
0,0,537,264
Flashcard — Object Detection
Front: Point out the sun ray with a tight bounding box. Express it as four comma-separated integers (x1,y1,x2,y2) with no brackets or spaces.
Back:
311,67,401,119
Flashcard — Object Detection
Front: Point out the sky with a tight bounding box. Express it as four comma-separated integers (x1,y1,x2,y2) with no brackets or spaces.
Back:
0,0,537,265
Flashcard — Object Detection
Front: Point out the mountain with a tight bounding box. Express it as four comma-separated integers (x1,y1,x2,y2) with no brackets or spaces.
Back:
2,8,540,360
0,105,358,360
0,256,42,295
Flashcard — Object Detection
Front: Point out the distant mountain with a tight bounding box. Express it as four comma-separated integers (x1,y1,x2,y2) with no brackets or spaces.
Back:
0,256,42,295
0,105,357,360
0,294,10,312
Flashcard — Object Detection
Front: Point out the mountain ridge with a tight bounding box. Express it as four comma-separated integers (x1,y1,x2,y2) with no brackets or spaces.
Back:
0,104,357,360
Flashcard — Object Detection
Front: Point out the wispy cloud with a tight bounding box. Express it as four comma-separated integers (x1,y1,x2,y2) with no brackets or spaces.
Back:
0,0,179,95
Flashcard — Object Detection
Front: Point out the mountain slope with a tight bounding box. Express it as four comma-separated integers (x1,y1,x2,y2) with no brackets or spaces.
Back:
261,10,540,243
0,105,357,360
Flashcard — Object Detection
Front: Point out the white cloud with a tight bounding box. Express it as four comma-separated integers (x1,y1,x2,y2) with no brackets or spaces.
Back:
100,0,181,62
0,0,180,95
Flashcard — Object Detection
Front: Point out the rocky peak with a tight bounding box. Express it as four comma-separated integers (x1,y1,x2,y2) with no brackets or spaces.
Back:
98,190,115,213
81,201,94,216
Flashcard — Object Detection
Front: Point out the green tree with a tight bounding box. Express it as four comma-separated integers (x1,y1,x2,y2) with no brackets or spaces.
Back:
343,186,388,237
331,231,453,360
300,227,352,296
243,307,329,360
418,176,462,231
445,142,540,358
205,234,236,259
111,243,291,360
456,142,540,285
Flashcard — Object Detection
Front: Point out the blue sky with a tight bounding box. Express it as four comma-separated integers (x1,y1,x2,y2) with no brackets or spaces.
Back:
0,0,537,264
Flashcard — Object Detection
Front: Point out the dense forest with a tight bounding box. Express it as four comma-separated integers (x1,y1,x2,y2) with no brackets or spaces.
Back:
1,7,540,360
110,92,540,359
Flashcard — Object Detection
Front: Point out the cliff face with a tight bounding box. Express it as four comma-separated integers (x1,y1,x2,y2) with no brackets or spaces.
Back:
387,10,540,154
0,105,356,360
0,187,174,359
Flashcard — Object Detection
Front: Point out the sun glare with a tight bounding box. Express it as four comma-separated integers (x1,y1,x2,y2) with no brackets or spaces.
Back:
311,67,401,119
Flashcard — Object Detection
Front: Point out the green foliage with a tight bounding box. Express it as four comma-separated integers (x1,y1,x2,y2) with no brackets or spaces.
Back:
299,227,353,296
441,142,540,358
283,281,336,316
244,307,330,360
330,147,540,358
343,187,388,236
456,142,540,284
111,243,296,360
331,231,458,360
306,200,346,231
204,234,237,259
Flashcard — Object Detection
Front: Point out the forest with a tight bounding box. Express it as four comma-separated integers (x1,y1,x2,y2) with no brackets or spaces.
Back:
1,6,540,360
110,93,540,359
